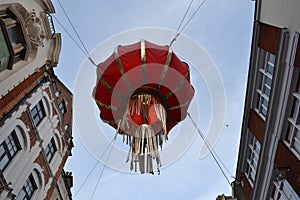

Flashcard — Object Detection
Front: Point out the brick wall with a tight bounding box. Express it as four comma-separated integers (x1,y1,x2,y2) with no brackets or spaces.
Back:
18,110,37,149
0,66,47,122
240,173,253,200
275,141,300,197
248,109,265,143
34,152,51,185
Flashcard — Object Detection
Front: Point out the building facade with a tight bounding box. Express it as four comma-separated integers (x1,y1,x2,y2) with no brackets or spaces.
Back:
234,0,300,199
0,0,73,199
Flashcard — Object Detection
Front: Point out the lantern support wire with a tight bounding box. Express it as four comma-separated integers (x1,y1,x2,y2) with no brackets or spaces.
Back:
90,138,116,200
52,0,97,67
170,0,208,47
187,112,233,185
73,137,115,198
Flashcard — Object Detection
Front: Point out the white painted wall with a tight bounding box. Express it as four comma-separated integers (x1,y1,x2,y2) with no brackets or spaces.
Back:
257,0,300,32
0,0,61,97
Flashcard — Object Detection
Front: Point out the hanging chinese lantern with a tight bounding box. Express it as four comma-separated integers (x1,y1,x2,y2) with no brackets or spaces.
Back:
93,40,194,174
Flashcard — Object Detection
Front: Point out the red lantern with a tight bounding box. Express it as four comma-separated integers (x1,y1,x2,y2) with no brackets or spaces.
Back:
93,40,194,174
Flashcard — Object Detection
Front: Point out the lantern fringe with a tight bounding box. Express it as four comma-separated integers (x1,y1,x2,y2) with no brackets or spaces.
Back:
127,124,162,174
117,93,167,174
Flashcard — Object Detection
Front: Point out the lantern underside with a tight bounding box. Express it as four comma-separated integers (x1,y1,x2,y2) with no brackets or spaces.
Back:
117,93,167,174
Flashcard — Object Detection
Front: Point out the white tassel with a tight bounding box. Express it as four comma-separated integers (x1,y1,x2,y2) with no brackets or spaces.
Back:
119,93,167,174
138,154,145,174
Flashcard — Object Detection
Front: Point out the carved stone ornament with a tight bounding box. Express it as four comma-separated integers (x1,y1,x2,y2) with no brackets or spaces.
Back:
26,11,46,46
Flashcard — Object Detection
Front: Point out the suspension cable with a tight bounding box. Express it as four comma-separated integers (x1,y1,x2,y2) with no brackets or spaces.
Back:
187,112,233,185
57,0,90,57
90,138,116,200
53,0,97,66
175,0,195,37
170,0,208,47
74,137,115,198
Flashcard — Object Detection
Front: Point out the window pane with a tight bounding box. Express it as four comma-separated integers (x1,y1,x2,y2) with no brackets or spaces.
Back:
294,128,300,154
5,134,18,157
262,98,268,108
296,74,300,93
261,106,267,117
16,190,26,200
266,76,272,88
285,123,293,143
45,138,56,163
269,53,276,65
30,100,46,126
290,97,298,120
59,100,66,114
267,63,274,75
7,26,22,46
0,154,9,171
0,25,11,72
31,107,37,118
0,145,5,156
264,85,271,97
258,72,263,90
16,174,37,200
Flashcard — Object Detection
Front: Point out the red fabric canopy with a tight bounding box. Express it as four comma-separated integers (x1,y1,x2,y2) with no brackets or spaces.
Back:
93,40,194,135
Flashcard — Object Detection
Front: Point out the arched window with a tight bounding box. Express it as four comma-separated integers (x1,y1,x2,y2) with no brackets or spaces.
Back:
15,167,44,200
0,130,21,171
15,173,37,200
44,137,57,163
30,100,46,127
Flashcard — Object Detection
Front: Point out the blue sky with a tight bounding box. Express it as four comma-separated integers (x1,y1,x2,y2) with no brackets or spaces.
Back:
52,1,255,199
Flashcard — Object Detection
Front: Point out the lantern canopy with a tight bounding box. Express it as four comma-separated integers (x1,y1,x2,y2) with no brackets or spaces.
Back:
93,40,194,174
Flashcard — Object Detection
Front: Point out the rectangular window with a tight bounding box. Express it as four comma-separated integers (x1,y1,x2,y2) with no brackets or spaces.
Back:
0,23,12,72
59,100,66,115
285,73,300,156
16,174,37,200
0,130,20,171
271,179,300,200
44,138,56,163
245,132,261,186
0,11,27,71
30,100,46,127
255,49,276,119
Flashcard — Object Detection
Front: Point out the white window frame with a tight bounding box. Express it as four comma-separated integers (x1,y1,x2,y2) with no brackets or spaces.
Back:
255,49,276,120
245,132,261,186
271,179,300,200
285,71,300,158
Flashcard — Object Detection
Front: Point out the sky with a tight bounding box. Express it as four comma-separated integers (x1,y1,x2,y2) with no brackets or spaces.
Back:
51,0,255,199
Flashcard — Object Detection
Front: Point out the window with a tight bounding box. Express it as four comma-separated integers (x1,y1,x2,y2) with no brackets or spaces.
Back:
0,23,12,72
0,130,21,171
30,100,46,127
16,174,37,200
245,132,261,185
285,73,300,155
0,10,27,72
44,138,56,163
255,49,276,119
59,100,66,115
271,179,300,200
